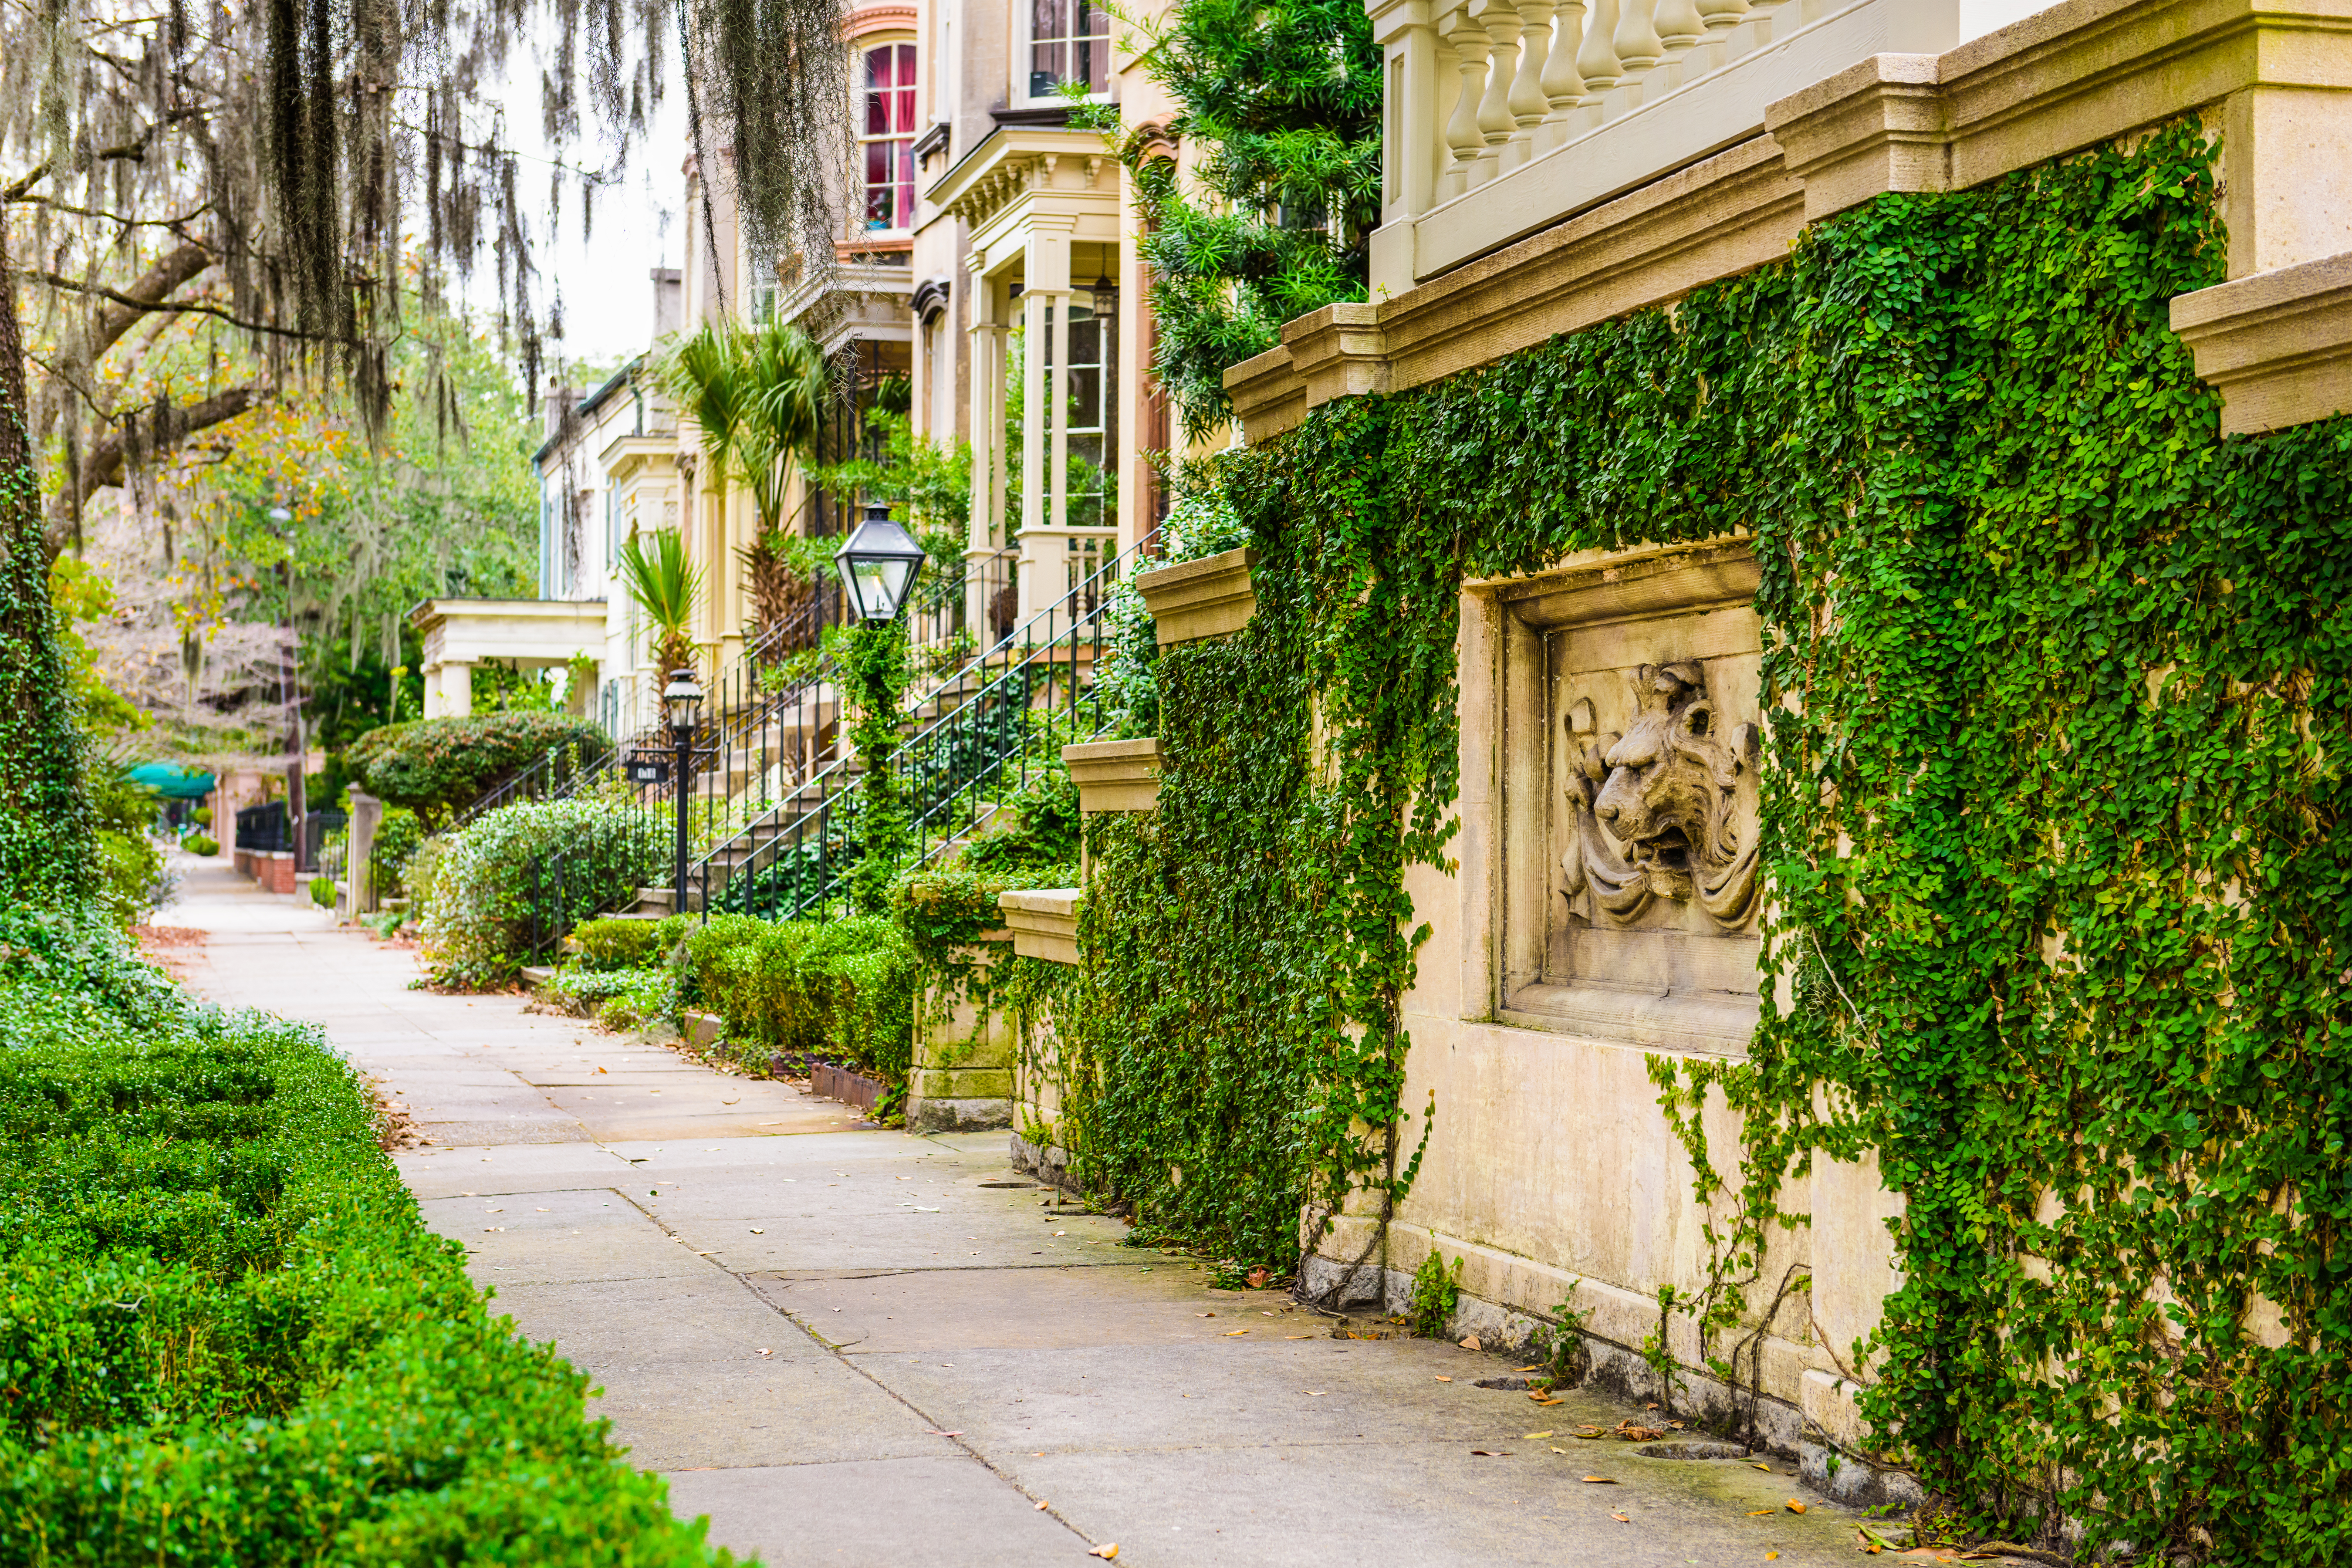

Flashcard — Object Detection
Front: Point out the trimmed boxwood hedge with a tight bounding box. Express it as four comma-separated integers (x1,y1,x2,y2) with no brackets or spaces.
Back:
348,712,608,827
0,910,738,1565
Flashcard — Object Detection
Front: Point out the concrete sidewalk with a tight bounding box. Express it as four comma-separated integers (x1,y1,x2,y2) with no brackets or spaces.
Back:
164,855,1870,1567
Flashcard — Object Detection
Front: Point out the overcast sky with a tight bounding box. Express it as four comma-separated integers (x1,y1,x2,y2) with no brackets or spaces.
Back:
482,33,691,375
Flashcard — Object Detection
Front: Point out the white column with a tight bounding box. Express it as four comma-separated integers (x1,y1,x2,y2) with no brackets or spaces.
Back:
1020,287,1048,538
442,661,474,719
1048,293,1071,531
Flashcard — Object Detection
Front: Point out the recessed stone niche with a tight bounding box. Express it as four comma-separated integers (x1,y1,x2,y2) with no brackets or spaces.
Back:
1490,540,1763,1054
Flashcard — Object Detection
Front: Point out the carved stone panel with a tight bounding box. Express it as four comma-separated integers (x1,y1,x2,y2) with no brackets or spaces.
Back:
1491,541,1763,1053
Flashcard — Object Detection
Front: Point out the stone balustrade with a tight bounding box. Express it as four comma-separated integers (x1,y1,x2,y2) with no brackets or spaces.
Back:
1371,0,1967,292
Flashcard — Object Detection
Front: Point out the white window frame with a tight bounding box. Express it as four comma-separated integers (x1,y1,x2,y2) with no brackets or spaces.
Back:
1017,0,1112,107
857,36,920,237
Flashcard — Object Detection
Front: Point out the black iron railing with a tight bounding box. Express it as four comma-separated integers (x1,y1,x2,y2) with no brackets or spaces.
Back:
689,532,1152,922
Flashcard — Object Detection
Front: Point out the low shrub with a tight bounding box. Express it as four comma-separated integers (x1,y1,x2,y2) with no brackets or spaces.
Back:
0,908,733,1565
92,829,166,928
416,796,667,988
371,805,426,897
673,914,917,1074
183,832,219,857
308,874,337,909
192,804,213,828
571,916,666,971
347,713,608,828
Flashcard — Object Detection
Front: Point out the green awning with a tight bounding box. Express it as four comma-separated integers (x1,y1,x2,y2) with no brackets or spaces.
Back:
128,763,216,800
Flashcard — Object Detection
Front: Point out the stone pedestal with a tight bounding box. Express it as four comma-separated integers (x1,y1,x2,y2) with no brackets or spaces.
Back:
907,936,1018,1134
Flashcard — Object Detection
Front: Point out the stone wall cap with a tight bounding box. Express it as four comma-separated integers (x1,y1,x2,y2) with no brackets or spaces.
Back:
2171,248,2352,333
1222,342,1294,392
1764,51,1941,131
1061,737,1162,764
1135,546,1258,594
998,888,1082,915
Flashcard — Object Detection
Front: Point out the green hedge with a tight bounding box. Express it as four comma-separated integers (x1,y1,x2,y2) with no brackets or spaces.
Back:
417,797,668,988
348,713,608,828
673,914,916,1074
0,910,736,1565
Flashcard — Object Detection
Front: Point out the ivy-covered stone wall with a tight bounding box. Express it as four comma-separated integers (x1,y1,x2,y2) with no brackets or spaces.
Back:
1024,118,2352,1558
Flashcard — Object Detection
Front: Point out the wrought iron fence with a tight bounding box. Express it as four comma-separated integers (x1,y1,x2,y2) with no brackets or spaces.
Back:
516,783,676,964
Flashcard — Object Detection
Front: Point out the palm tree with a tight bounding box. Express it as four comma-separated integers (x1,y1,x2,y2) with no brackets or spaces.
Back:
617,531,704,679
656,320,833,645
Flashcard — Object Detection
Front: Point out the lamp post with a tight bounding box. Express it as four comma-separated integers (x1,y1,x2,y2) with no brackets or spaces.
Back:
662,666,705,914
832,501,927,912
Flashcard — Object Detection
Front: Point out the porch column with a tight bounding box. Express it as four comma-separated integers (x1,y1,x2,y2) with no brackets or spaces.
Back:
1017,218,1075,625
441,660,474,718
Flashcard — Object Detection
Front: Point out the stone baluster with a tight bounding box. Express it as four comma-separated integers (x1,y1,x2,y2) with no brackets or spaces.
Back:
1576,0,1623,93
1613,0,1663,74
1438,11,1493,200
1534,0,1589,149
1507,0,1558,138
1656,0,1704,49
1698,0,1748,33
1468,0,1525,173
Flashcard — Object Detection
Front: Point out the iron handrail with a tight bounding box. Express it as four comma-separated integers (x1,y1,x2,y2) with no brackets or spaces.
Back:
687,530,1154,921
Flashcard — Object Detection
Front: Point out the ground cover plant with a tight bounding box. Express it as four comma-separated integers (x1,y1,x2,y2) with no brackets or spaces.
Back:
1032,118,2352,1560
0,909,735,1564
670,913,918,1075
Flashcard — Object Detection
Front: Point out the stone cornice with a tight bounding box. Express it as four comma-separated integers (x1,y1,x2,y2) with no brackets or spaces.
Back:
1229,0,2352,443
926,126,1119,229
2171,249,2352,433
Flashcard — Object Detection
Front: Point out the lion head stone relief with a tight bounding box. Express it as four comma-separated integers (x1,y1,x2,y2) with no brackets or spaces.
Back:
1562,660,1761,930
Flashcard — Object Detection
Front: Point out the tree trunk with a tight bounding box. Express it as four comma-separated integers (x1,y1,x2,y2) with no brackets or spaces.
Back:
0,220,93,906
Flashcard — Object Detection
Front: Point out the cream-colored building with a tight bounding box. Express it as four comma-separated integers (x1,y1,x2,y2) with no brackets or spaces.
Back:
983,0,2352,1500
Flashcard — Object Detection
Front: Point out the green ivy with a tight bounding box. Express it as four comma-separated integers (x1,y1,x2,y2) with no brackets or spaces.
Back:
1058,117,2350,1558
836,619,912,915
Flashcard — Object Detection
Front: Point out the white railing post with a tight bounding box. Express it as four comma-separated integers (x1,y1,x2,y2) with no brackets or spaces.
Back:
1375,0,1443,226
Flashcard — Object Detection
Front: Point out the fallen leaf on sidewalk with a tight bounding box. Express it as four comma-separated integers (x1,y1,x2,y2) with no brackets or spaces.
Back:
1198,1312,1216,1318
1223,1329,1249,1336
1610,1513,1629,1524
1087,1545,1118,1560
923,1430,963,1437
1752,1463,1772,1472
1767,1554,1779,1561
1459,1335,1482,1351
1515,1365,1544,1372
1469,1450,1510,1457
1285,1334,1313,1339
1035,1500,1048,1511
1748,1510,1776,1517
1433,1375,1452,1382
1524,1431,1554,1439
755,1348,771,1356
1784,1500,1806,1514
750,1228,764,1234
1581,1477,1618,1485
